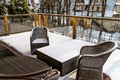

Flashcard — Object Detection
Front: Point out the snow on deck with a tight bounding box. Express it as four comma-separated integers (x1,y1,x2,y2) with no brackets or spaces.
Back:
103,49,120,80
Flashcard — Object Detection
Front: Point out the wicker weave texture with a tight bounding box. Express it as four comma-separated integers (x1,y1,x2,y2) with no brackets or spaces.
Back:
30,27,49,54
76,41,118,80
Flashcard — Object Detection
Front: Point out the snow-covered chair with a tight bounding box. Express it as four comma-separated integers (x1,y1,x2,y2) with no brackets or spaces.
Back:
30,27,49,54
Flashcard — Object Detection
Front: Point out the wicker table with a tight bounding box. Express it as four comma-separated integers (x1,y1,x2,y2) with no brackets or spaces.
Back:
36,49,78,76
0,56,59,79
36,40,93,76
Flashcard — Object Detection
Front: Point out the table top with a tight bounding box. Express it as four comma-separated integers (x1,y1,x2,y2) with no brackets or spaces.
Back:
0,56,51,78
37,39,93,62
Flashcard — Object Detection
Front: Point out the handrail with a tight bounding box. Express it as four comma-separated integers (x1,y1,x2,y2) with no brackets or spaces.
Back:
4,13,120,21
1,13,120,41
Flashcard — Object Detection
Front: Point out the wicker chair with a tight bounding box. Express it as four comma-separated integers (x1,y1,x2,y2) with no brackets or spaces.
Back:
30,27,49,54
0,56,60,80
76,41,118,80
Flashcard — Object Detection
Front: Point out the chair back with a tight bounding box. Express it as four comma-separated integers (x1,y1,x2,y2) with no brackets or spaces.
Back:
81,41,117,62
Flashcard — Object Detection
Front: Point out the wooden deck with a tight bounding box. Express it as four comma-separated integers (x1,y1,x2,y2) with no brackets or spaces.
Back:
0,30,120,80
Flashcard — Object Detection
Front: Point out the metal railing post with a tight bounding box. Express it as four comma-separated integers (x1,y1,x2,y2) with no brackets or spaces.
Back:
43,14,47,27
33,14,37,27
38,14,41,26
98,20,103,42
4,16,9,35
72,17,77,39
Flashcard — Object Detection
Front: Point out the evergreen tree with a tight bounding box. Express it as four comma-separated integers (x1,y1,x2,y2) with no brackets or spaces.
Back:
9,0,30,14
9,0,16,14
0,2,7,15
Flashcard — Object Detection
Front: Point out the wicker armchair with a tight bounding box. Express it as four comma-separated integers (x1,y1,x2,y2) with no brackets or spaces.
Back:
76,41,118,80
30,27,49,54
0,56,60,80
